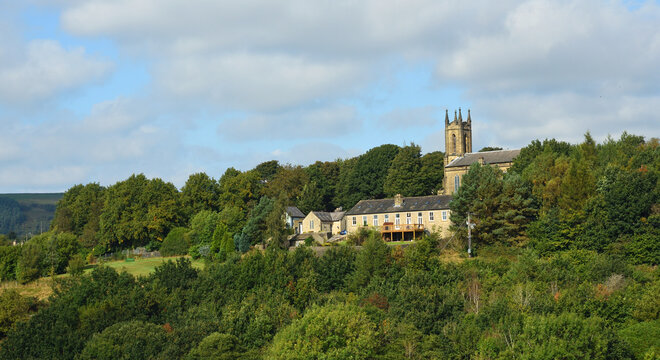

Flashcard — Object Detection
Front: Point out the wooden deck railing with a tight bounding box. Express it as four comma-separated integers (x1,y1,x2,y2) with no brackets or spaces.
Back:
380,222,424,232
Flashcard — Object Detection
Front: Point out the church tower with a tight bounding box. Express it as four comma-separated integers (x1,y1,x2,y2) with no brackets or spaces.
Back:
444,108,472,165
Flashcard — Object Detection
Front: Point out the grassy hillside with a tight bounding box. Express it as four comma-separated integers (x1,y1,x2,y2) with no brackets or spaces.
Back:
0,256,204,300
0,193,63,238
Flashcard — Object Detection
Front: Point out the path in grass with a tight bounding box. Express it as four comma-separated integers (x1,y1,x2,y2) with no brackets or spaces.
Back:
1,256,204,301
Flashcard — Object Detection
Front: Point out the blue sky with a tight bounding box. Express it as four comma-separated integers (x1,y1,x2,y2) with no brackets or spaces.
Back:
1,0,659,193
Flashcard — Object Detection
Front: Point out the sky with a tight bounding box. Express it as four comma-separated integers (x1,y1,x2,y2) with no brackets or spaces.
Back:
1,0,659,193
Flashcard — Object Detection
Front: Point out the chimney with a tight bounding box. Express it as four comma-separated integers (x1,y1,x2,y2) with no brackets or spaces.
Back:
394,194,403,207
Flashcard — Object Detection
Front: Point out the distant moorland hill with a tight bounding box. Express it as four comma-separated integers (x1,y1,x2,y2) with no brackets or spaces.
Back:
0,193,63,238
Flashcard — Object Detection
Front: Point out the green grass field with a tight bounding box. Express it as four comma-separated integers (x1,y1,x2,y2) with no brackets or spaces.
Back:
87,256,205,277
1,255,204,300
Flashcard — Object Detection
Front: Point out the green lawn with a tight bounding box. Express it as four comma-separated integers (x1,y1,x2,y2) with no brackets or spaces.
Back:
87,256,205,277
1,256,204,301
387,240,416,246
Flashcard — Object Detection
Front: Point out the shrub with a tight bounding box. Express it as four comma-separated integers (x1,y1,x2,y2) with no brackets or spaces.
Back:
67,254,86,276
304,236,317,246
160,227,190,256
186,332,242,360
0,245,20,281
16,242,43,284
0,289,38,339
268,303,380,359
78,320,168,360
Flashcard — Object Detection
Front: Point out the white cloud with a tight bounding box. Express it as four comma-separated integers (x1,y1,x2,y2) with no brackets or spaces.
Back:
4,0,660,192
264,141,354,167
380,106,438,130
219,105,359,141
0,97,184,192
0,40,112,104
156,53,365,111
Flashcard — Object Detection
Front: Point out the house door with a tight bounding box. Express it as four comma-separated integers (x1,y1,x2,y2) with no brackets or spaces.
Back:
298,222,303,234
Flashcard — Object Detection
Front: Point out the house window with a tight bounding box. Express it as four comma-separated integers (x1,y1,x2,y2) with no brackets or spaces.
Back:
442,211,447,221
429,212,434,221
384,214,389,223
454,175,460,192
352,216,356,226
395,213,400,225
406,213,411,225
310,220,314,229
362,216,367,226
373,215,378,226
418,212,423,224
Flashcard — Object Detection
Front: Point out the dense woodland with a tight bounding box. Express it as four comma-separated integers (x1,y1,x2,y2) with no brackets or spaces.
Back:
0,133,658,359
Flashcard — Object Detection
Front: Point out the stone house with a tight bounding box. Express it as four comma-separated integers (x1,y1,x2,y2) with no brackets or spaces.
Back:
285,206,306,234
301,210,346,235
345,194,453,240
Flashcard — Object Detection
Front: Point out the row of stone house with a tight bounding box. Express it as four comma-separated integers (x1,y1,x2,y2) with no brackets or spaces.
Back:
286,193,454,241
285,108,521,242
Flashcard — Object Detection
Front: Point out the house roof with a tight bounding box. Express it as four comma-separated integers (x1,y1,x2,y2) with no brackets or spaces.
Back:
445,149,521,168
285,206,305,218
312,211,346,222
345,195,452,216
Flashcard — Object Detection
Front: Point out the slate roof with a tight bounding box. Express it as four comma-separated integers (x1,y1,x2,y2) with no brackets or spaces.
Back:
312,211,346,222
345,195,453,216
285,206,305,218
445,149,521,168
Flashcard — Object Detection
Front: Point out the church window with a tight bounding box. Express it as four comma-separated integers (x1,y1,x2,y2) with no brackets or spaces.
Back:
454,175,460,192
463,134,467,152
452,134,456,153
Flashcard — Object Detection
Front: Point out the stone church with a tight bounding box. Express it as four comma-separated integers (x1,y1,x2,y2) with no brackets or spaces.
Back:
442,108,520,194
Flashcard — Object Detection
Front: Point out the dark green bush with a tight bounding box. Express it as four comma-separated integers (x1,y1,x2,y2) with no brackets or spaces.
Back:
160,227,190,256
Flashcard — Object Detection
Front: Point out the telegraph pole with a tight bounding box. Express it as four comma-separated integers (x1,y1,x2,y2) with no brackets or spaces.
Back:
466,213,475,258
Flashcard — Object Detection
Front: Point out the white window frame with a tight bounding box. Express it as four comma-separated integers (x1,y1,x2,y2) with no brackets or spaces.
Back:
406,212,412,225
417,212,423,224
310,220,314,229
454,175,460,192
395,213,400,226
429,212,434,221
442,211,447,221
373,215,378,226
384,214,389,223
362,216,367,226
352,216,356,226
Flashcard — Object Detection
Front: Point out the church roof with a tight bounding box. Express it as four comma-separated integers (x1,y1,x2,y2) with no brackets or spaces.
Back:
445,149,521,168
312,211,346,222
346,195,452,216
